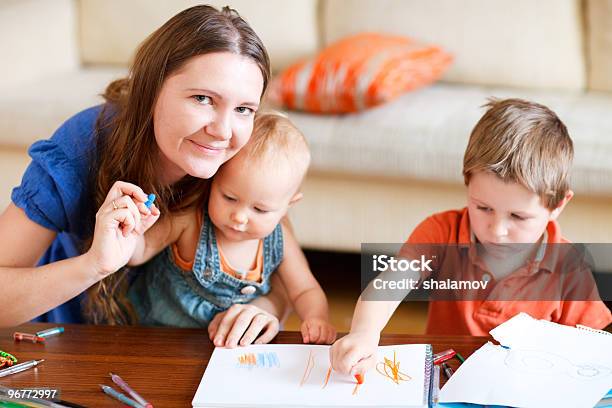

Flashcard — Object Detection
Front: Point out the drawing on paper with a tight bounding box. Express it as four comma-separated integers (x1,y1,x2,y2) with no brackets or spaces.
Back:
504,349,612,380
320,365,362,395
376,350,412,385
300,350,315,386
322,366,332,388
574,364,612,378
237,352,280,369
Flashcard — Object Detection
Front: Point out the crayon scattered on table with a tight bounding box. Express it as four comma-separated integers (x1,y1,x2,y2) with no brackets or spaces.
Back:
13,332,45,344
36,327,64,338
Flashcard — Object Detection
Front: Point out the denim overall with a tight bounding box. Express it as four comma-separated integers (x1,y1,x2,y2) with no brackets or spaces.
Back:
128,211,284,327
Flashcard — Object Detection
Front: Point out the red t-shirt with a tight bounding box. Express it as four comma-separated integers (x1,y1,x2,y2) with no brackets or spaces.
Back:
406,208,612,335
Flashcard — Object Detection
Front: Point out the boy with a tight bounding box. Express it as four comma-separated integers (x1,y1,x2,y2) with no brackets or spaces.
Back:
331,98,611,375
127,112,336,346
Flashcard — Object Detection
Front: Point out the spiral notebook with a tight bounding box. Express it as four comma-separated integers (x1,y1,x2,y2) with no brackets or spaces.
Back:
192,343,433,408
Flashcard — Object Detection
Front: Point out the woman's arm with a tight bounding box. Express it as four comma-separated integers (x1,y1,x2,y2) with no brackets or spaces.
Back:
0,181,154,327
0,203,101,326
207,273,291,348
250,273,292,322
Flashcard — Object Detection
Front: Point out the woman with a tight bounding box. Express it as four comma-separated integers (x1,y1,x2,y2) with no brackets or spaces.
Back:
0,5,296,347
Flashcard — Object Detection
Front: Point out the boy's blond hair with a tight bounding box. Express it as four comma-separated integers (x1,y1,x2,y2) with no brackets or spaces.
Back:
463,98,573,210
242,111,311,180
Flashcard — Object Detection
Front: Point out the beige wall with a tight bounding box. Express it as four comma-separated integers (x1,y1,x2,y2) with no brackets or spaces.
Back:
0,149,30,211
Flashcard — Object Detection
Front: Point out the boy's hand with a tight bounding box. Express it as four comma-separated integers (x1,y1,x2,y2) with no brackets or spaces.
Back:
301,317,337,344
330,331,379,376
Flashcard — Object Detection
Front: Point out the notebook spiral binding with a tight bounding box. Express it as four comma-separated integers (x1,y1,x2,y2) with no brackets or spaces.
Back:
423,344,433,407
576,324,611,336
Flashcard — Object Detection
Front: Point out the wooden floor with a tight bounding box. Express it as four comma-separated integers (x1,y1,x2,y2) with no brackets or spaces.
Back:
284,249,428,334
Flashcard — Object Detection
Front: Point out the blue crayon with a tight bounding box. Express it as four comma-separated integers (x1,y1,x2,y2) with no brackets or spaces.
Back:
36,326,64,338
99,385,145,408
144,193,156,209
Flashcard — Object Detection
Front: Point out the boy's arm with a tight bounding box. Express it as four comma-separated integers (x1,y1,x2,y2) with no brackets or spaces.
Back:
331,216,442,375
277,222,336,344
349,295,403,335
330,267,419,376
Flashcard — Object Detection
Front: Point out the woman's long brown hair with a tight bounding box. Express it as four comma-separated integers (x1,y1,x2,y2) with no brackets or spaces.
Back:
82,5,270,324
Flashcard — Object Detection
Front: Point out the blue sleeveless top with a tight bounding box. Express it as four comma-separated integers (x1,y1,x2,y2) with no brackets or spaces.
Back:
11,106,104,323
128,211,284,327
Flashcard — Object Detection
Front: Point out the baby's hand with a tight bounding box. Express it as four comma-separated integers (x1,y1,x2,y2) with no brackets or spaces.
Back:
330,331,379,376
301,317,337,344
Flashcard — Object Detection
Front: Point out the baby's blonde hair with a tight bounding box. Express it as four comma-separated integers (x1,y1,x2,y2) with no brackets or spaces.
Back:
241,111,311,182
463,98,573,209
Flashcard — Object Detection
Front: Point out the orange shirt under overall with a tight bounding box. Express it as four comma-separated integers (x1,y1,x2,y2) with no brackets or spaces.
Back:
170,211,263,283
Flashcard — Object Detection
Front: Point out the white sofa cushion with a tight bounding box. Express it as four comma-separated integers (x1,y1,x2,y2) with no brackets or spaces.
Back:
79,0,319,73
587,0,612,92
291,174,612,250
0,0,79,89
0,150,31,211
322,0,586,91
288,83,612,197
0,68,126,147
4,68,611,198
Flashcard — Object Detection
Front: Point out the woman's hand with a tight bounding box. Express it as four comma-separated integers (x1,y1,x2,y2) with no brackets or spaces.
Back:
208,304,280,348
85,181,160,277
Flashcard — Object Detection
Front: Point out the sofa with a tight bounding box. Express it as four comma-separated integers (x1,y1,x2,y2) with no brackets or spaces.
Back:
1,0,612,258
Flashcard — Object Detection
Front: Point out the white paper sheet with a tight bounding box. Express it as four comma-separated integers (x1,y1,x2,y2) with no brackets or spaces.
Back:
192,344,430,407
439,313,612,408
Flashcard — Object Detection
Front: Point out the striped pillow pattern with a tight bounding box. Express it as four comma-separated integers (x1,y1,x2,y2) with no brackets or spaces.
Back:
269,33,453,113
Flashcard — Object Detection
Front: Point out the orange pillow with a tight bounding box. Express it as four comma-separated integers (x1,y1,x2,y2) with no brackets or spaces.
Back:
267,33,453,114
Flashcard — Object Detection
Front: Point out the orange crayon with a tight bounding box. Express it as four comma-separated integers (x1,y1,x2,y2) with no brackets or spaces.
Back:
354,373,364,384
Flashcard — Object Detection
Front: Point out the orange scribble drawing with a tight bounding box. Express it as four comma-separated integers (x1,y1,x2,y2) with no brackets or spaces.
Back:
322,366,332,388
352,382,362,395
238,353,257,366
376,350,412,384
300,350,315,386
237,352,279,368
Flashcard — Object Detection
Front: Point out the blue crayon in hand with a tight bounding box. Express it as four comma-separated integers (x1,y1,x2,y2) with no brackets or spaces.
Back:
144,194,156,209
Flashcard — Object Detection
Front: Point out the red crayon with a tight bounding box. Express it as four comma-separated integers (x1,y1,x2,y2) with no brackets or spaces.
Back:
354,373,364,384
14,332,45,343
433,349,456,365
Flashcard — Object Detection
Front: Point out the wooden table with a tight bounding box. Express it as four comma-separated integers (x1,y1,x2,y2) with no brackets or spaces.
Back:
0,323,488,407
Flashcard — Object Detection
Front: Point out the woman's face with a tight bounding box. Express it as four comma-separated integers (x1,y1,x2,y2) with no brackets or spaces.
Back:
153,52,264,184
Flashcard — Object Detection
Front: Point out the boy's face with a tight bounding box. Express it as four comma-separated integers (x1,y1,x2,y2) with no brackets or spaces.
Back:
208,154,301,242
467,171,560,246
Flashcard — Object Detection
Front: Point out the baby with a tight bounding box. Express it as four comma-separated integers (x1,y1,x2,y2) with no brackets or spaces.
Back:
127,112,336,346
